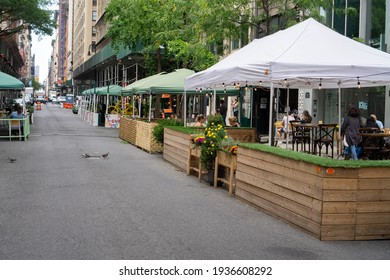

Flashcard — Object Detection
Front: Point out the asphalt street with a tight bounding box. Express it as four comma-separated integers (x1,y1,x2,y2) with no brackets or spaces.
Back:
0,103,389,260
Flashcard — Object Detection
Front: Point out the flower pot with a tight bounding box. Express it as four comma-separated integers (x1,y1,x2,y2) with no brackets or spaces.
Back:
207,167,225,186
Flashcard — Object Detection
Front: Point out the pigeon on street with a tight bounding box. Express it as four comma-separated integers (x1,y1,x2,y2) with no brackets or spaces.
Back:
8,157,16,163
101,152,110,159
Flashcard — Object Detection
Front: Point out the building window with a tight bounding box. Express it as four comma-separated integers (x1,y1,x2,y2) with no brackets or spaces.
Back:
93,0,97,6
92,11,97,21
92,27,97,37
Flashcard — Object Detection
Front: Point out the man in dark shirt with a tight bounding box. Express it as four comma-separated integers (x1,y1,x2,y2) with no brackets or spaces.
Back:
219,99,227,125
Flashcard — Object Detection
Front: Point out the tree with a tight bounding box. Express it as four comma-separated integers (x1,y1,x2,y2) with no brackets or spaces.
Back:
0,0,57,38
106,0,333,74
106,0,219,74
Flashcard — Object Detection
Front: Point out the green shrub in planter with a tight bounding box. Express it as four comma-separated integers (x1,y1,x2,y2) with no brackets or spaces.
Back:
153,119,184,143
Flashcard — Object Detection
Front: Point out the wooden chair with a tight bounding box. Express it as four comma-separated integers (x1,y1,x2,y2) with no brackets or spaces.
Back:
313,124,338,158
10,119,21,140
290,121,311,153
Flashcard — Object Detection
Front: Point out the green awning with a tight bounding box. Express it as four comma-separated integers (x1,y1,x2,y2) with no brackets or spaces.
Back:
0,71,24,90
95,85,123,96
82,85,123,96
122,68,240,96
121,72,168,95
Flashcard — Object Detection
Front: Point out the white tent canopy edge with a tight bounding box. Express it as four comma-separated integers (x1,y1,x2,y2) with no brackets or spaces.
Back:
184,18,390,145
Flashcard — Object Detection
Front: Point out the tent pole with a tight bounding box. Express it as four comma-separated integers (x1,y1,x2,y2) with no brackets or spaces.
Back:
106,94,109,114
138,94,142,118
268,82,274,146
132,95,135,118
148,92,152,122
184,91,187,127
286,86,290,149
338,83,342,152
213,87,217,115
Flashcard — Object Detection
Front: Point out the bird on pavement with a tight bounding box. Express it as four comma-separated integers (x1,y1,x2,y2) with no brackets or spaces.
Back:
81,153,90,158
101,152,110,159
8,157,16,163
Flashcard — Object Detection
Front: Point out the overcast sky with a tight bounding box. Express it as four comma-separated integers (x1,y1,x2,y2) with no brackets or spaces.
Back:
31,33,54,84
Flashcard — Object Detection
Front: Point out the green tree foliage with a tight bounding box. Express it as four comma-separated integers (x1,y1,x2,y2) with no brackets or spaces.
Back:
0,0,56,38
106,0,335,73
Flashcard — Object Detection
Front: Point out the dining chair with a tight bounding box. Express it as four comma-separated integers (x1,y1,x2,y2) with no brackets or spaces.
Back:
313,124,338,158
10,119,21,141
290,121,310,153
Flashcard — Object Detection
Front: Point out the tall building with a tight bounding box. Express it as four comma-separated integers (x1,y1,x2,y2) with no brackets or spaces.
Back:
58,0,69,82
72,0,144,95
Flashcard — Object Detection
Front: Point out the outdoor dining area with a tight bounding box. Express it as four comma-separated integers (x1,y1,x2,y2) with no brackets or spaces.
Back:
74,18,390,240
282,121,390,161
0,70,30,141
180,18,390,241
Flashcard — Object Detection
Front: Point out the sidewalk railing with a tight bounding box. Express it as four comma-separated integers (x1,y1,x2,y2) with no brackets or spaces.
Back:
0,114,30,141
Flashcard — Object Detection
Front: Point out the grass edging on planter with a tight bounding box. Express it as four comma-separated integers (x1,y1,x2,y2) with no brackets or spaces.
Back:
238,143,390,168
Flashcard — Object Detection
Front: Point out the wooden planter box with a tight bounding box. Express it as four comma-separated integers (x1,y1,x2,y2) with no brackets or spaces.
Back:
136,121,163,153
163,128,194,171
214,151,237,196
119,117,162,153
119,117,137,145
235,146,390,241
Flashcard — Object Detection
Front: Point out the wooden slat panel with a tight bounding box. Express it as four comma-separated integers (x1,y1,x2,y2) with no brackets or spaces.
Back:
164,131,192,146
358,179,390,190
238,154,324,189
357,201,390,213
355,234,390,240
357,190,390,201
322,190,357,202
235,188,321,237
164,138,190,153
355,224,390,236
163,144,188,165
236,162,323,200
358,168,390,178
356,213,390,224
323,178,358,190
163,153,187,171
322,214,356,225
320,225,355,240
236,177,323,212
322,202,357,214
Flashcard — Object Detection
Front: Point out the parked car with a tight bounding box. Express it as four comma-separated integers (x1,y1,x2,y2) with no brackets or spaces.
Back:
57,96,66,103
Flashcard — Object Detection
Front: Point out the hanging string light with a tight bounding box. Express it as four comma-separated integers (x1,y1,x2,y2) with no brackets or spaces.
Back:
357,77,361,89
319,78,322,90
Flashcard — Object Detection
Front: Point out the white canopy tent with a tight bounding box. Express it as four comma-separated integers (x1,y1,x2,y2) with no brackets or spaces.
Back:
185,18,390,145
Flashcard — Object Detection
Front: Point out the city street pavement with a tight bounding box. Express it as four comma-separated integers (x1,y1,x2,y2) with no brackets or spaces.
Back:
0,103,389,260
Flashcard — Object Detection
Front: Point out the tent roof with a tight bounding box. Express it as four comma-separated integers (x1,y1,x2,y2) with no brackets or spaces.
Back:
123,68,240,95
81,85,123,96
185,18,390,90
95,84,122,96
0,71,24,90
122,72,168,95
